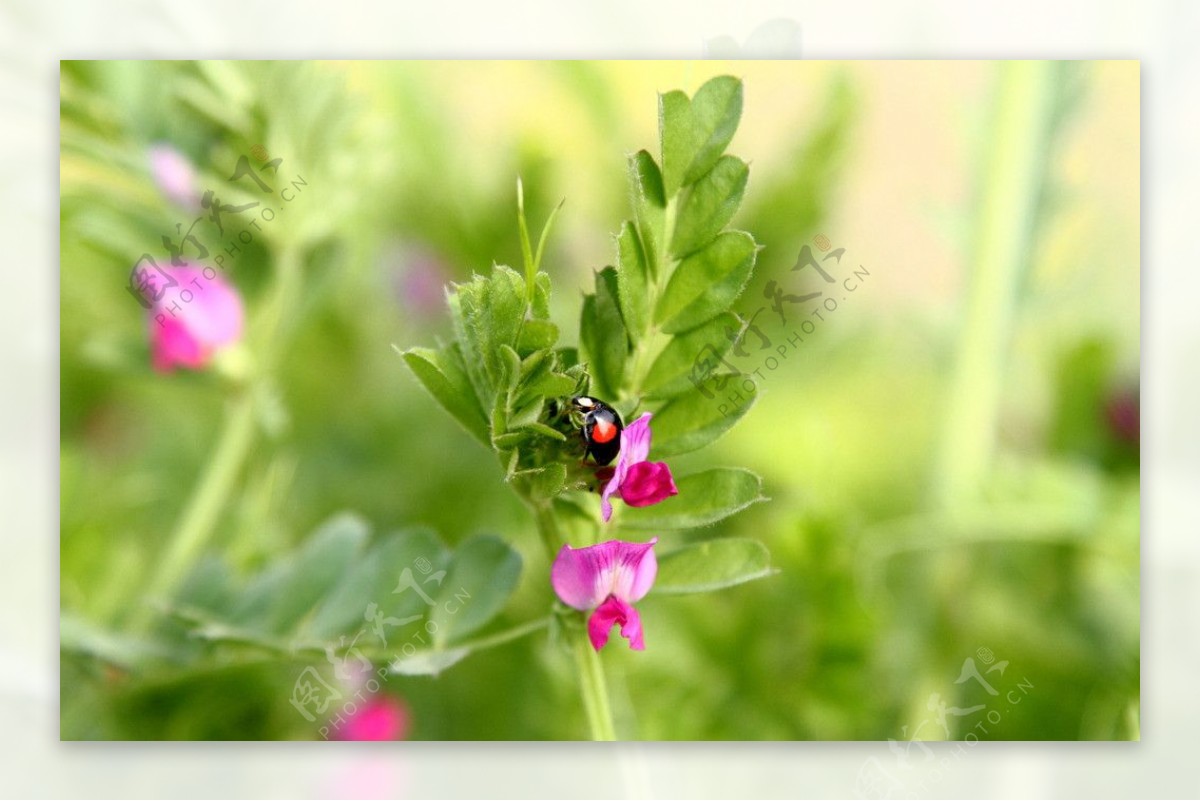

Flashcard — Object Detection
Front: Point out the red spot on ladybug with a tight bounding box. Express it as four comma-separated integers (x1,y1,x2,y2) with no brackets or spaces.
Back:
593,419,617,443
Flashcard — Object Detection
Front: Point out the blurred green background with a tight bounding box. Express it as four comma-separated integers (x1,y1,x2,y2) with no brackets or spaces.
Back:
59,60,1138,740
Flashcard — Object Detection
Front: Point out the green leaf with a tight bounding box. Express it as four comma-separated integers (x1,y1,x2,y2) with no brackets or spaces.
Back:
388,647,470,677
655,231,757,334
446,265,526,402
652,385,756,457
659,89,694,197
616,222,651,344
446,280,490,404
517,319,559,355
493,431,530,450
655,538,775,594
430,535,523,646
509,394,544,428
643,311,739,399
627,150,666,276
400,345,490,446
660,76,744,195
533,271,552,319
231,513,368,635
579,267,628,398
671,155,749,259
516,421,567,442
522,370,576,402
498,344,523,395
305,527,448,641
619,468,765,529
527,461,567,500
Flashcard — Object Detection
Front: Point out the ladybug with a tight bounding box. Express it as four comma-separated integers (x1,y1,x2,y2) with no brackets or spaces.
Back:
571,395,623,466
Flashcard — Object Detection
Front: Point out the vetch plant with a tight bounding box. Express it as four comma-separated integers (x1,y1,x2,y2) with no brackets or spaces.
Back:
401,75,775,739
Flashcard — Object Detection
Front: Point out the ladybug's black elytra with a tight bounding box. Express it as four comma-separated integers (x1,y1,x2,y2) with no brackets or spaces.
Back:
571,395,623,466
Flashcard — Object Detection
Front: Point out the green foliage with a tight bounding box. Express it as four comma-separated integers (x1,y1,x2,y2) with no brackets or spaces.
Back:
652,386,755,457
619,468,766,530
399,345,490,445
165,515,523,676
642,311,739,399
671,156,749,258
660,75,744,194
655,231,758,334
579,266,628,399
655,538,775,593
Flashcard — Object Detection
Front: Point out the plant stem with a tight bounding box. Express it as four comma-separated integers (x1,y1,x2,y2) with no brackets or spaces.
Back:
531,501,563,562
932,61,1057,508
530,497,619,740
574,628,618,741
135,388,257,631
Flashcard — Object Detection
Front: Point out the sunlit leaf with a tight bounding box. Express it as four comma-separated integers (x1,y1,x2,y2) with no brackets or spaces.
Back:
579,267,628,398
671,155,748,259
399,345,490,445
620,468,766,529
430,535,523,646
655,231,757,334
652,384,756,457
655,538,775,594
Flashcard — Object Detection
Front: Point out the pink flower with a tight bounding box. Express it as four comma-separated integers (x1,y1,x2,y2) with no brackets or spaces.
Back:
148,144,199,208
333,695,411,741
551,537,659,651
148,265,244,372
599,412,678,522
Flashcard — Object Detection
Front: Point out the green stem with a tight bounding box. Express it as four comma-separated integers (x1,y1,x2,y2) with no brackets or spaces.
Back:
531,501,563,562
183,613,553,663
932,61,1057,508
530,497,618,740
574,628,618,741
135,389,257,630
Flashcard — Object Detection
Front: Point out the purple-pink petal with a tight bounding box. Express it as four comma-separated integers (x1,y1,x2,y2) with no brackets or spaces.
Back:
551,537,659,611
148,144,199,208
600,412,659,523
619,461,678,508
148,265,244,373
587,595,645,651
152,317,206,371
620,413,654,464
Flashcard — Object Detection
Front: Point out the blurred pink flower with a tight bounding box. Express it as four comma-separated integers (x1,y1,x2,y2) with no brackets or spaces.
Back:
148,144,199,208
148,265,244,372
333,695,411,741
599,413,678,522
382,242,449,319
1105,386,1140,445
551,537,659,651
